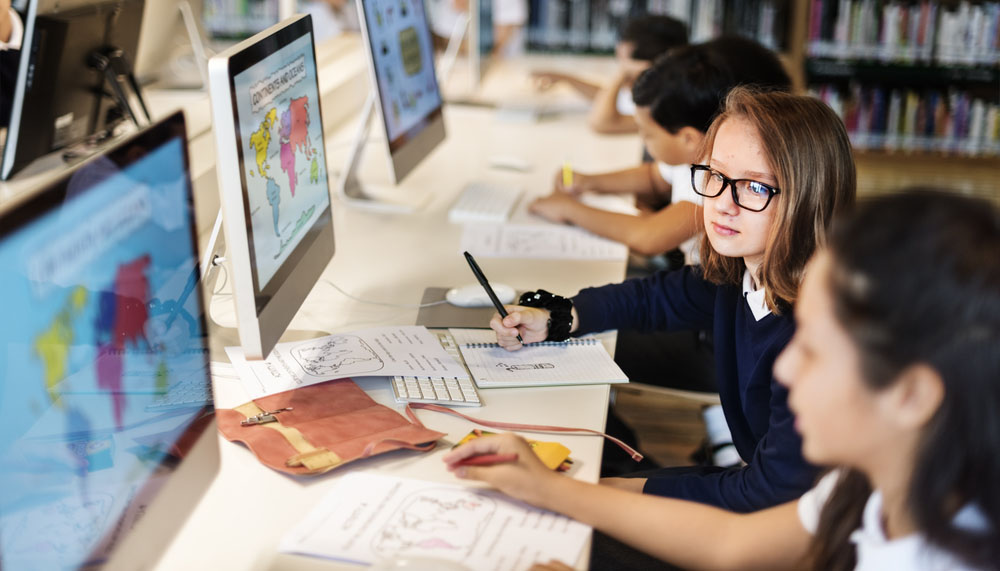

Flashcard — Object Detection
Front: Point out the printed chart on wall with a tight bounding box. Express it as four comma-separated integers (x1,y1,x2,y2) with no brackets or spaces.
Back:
280,472,591,570
233,33,329,290
362,0,442,142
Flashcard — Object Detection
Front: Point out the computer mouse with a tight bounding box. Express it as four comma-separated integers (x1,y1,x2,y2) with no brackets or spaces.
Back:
488,154,533,172
445,283,516,308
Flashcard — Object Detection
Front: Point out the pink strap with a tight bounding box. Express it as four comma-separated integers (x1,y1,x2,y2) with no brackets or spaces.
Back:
360,407,438,456
408,402,643,461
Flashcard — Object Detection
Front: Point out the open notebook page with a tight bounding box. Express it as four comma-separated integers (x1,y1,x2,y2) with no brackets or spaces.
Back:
449,329,628,388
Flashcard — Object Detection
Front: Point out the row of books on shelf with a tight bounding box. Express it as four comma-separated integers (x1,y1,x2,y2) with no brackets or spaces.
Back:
526,0,625,52
811,84,1000,156
525,0,787,53
203,0,277,38
808,0,1000,66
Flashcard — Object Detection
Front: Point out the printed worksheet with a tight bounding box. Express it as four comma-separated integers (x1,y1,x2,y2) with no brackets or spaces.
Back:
279,472,591,570
460,223,628,260
225,326,468,398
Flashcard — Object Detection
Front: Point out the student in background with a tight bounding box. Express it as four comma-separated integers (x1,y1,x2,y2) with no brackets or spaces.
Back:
428,0,528,58
531,36,792,263
531,15,687,134
446,190,1000,570
1,0,23,128
301,0,359,43
485,88,858,512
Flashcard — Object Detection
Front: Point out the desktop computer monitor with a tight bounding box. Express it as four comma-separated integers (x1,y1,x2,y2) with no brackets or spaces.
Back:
358,0,445,183
133,0,209,89
1,0,148,180
0,111,218,569
340,0,445,209
207,14,335,360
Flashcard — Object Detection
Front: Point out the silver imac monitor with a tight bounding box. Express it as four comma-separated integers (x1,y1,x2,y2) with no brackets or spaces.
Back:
133,0,209,89
0,111,218,570
340,0,446,210
207,14,335,360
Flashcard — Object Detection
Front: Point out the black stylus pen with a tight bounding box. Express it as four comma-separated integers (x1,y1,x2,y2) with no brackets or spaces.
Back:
463,251,524,344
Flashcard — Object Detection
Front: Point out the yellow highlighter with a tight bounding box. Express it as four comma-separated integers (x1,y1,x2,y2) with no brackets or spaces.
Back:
562,160,573,189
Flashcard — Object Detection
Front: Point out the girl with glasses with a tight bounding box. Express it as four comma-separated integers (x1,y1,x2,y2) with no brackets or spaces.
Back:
447,190,1000,570
483,87,857,514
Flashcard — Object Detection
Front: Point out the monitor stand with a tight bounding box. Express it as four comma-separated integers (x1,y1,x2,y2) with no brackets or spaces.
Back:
89,47,151,128
199,212,329,359
336,95,429,214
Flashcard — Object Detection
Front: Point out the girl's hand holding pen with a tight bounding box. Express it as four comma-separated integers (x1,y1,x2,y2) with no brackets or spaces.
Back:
443,433,559,507
489,306,550,350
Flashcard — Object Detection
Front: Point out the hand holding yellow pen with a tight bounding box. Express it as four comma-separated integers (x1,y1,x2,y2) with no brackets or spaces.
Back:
562,160,573,189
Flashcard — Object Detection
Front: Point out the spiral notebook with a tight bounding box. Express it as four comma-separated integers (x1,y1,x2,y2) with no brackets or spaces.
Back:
448,328,629,388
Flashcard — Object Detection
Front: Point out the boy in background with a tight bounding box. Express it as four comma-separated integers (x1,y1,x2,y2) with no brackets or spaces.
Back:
531,15,688,134
531,36,792,268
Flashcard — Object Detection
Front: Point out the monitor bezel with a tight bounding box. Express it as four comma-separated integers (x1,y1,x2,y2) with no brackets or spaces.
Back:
207,14,336,360
355,0,446,184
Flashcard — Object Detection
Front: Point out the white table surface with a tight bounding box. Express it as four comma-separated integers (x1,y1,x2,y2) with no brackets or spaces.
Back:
6,40,643,569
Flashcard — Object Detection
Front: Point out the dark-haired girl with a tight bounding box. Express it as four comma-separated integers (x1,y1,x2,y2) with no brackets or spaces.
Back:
445,190,1000,569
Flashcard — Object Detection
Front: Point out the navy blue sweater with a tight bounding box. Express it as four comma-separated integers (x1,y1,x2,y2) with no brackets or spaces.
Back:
572,266,818,513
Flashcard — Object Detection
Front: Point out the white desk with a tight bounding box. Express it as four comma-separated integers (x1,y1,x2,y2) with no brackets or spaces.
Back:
1,35,642,568
146,67,641,568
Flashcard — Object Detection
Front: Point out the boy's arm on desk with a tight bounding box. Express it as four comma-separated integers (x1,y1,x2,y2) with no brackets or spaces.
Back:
530,194,699,257
557,162,667,197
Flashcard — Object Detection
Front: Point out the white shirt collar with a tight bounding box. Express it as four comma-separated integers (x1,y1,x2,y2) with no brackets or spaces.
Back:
849,488,990,570
1,8,23,50
742,270,771,321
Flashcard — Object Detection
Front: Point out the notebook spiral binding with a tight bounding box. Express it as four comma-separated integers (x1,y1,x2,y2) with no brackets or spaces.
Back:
462,339,598,349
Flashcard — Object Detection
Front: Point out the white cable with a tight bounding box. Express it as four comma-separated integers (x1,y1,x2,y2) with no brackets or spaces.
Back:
212,261,229,295
323,279,449,309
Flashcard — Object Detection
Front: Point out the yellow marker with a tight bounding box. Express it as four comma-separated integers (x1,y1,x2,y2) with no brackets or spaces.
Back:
562,161,573,188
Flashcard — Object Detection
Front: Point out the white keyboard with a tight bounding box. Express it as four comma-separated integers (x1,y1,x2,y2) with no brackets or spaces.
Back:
448,182,523,223
391,330,482,407
145,377,214,412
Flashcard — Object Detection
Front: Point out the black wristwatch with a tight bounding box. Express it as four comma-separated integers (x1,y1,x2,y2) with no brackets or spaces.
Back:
518,289,573,342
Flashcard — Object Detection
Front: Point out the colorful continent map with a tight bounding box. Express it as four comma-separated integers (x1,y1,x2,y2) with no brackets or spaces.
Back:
248,96,319,237
34,255,157,430
279,96,314,198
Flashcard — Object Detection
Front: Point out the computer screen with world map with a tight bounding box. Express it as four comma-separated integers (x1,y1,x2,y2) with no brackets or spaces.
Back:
0,112,217,569
208,14,336,360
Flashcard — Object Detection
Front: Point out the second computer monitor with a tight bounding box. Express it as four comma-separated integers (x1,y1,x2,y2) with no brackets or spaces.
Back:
357,0,445,184
207,14,335,360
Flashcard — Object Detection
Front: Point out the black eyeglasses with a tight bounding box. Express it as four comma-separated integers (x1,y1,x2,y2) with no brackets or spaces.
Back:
690,164,781,212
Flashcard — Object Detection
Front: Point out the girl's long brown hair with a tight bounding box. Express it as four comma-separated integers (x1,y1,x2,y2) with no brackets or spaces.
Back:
698,88,856,313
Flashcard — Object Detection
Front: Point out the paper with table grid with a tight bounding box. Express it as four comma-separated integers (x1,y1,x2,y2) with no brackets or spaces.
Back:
449,328,628,388
459,223,628,260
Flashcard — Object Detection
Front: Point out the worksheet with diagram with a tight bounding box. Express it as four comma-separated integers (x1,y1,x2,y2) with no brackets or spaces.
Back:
279,472,591,570
225,326,468,398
